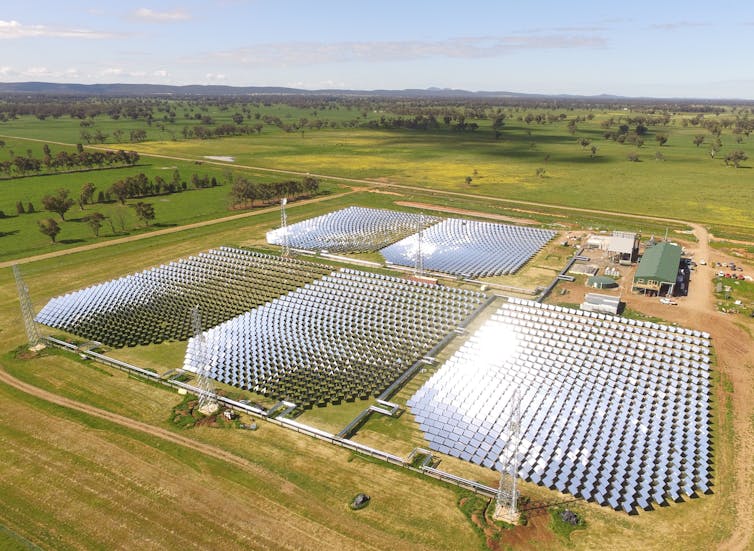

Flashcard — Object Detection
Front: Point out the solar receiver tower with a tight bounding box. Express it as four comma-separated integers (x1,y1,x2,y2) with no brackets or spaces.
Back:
496,387,522,522
415,213,424,277
12,265,40,347
190,306,218,414
280,198,290,258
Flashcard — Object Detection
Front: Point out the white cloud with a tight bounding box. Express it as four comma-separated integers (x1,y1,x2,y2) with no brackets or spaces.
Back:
286,79,346,90
25,67,52,76
131,8,191,22
153,69,169,77
205,73,227,81
195,34,606,67
0,19,119,39
649,21,710,30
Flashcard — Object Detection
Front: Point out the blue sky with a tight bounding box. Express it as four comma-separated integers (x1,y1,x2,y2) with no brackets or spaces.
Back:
1,1,753,98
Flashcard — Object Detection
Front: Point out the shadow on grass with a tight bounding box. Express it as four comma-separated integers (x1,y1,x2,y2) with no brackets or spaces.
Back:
152,222,177,228
58,238,86,244
553,155,612,164
0,230,20,238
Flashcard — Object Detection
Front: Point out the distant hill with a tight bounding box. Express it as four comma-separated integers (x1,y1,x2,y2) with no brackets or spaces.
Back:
0,81,748,103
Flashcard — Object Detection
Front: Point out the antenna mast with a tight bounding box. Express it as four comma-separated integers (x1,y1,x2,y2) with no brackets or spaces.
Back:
12,265,41,347
190,305,218,415
495,387,522,522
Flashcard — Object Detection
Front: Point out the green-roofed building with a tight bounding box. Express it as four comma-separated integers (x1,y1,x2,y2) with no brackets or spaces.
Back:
632,242,682,296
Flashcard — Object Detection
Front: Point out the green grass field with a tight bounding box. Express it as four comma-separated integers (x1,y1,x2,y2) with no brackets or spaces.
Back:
2,104,752,236
0,98,751,550
2,102,751,262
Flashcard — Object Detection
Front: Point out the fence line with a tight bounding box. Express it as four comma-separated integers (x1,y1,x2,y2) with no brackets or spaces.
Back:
43,335,498,499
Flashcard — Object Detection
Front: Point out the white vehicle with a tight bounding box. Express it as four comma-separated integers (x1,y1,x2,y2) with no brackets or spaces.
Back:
660,298,678,305
698,259,707,265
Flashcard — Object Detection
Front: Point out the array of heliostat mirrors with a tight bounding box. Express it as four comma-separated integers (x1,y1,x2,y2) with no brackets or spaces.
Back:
409,298,711,513
267,206,556,277
35,206,711,513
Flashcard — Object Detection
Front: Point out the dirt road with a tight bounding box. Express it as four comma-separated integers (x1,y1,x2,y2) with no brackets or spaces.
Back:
0,364,378,550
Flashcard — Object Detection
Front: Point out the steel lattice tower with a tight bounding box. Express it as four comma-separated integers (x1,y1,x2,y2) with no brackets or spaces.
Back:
280,198,290,258
190,306,218,414
12,265,40,347
496,387,522,521
415,213,424,277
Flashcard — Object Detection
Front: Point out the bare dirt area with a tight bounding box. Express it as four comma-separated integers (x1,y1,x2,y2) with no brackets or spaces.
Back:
498,507,559,550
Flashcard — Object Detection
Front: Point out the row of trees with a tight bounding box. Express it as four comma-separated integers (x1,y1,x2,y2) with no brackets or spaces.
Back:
0,143,139,177
108,170,218,203
230,176,319,208
27,168,219,227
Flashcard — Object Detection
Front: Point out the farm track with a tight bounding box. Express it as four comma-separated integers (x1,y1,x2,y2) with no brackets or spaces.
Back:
0,364,381,551
0,189,358,269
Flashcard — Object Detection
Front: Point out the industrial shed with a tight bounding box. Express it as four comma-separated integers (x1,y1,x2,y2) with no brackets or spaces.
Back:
608,231,640,264
580,293,621,315
632,243,682,296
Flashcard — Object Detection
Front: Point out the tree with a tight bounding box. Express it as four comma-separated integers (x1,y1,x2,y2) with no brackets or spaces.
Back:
578,137,591,150
302,175,319,195
80,182,96,208
590,145,598,157
133,202,155,226
627,152,640,162
38,218,61,243
41,188,75,220
693,135,705,147
109,180,130,204
27,202,35,213
232,178,251,207
724,150,748,168
655,134,668,146
83,212,106,236
465,176,473,186
232,113,244,125
16,201,25,214
111,208,128,232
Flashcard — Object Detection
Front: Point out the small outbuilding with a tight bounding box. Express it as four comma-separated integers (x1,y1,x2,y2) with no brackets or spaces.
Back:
608,231,640,264
632,242,682,296
587,275,619,289
580,293,621,315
